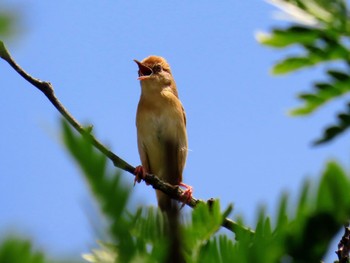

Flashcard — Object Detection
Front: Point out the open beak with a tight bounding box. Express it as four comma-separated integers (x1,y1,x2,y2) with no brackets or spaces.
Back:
134,59,153,80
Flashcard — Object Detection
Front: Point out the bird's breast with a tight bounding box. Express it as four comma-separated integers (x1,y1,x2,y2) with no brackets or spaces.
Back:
137,104,183,142
136,92,187,147
136,91,188,181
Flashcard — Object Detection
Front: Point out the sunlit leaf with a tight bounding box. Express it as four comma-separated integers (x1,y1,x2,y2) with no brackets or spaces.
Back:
272,56,314,74
272,42,347,75
276,193,289,230
261,0,350,146
257,26,320,48
296,179,311,216
183,200,229,262
197,238,222,263
83,242,117,263
217,235,235,262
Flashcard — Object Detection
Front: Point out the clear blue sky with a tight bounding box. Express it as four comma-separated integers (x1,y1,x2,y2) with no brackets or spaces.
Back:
1,1,349,261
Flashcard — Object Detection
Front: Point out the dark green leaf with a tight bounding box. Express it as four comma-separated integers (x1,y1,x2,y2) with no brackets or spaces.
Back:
0,237,46,263
327,69,350,81
316,161,350,218
314,103,350,144
288,212,339,261
291,71,350,116
314,82,333,90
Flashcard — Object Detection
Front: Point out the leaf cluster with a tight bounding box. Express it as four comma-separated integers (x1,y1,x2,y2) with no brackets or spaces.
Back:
258,0,350,144
57,121,350,262
0,237,46,263
2,1,350,262
1,80,350,263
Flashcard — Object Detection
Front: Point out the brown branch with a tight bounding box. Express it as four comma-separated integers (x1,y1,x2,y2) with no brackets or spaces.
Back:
336,223,350,263
0,42,253,236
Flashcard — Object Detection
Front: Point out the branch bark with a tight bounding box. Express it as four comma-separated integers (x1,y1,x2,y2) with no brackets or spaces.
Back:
0,42,253,236
337,223,350,263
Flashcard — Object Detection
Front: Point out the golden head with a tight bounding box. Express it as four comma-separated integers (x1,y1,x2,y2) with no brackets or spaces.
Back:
134,55,177,96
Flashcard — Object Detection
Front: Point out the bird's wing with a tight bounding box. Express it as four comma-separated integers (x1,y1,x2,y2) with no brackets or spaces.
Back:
137,136,150,173
182,105,186,127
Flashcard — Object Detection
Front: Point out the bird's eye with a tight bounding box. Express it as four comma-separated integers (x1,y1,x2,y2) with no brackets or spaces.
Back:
153,65,162,74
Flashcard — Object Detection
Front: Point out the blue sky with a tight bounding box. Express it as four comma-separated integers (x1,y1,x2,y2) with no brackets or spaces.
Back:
1,0,349,261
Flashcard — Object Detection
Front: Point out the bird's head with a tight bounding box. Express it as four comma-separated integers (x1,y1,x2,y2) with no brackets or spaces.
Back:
134,56,176,95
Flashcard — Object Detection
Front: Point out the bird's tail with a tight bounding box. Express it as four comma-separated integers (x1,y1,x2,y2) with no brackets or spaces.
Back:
156,190,178,213
156,190,185,263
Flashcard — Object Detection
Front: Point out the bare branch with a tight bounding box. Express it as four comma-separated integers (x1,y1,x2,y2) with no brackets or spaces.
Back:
336,223,350,263
0,42,253,236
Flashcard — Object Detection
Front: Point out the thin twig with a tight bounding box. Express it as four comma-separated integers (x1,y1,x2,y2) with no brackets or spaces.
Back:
0,43,254,236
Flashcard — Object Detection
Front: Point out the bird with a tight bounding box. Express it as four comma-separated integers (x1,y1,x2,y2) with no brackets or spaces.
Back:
133,55,192,212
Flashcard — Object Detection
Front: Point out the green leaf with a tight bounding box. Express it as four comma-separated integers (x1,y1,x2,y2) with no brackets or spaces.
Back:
257,26,321,48
316,161,350,217
197,238,222,263
291,70,350,116
272,56,314,75
314,82,333,90
196,235,236,263
83,241,117,263
296,179,311,217
184,200,226,262
288,211,339,261
327,69,350,81
0,13,14,37
272,42,348,75
188,201,222,244
0,237,46,263
276,193,289,230
284,162,350,261
314,102,350,144
282,162,350,262
216,235,235,262
61,119,138,262
260,0,350,146
129,207,169,262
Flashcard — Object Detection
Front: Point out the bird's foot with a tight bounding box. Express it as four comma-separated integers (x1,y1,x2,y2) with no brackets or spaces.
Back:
134,165,146,186
179,182,193,208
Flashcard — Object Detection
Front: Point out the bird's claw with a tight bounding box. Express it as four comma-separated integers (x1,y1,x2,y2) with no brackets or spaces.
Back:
134,165,145,186
179,182,193,209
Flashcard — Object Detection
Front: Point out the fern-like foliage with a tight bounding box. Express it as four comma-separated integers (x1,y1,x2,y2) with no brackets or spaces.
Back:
62,120,169,263
291,70,350,116
0,237,46,263
61,119,350,262
257,0,350,144
314,102,350,144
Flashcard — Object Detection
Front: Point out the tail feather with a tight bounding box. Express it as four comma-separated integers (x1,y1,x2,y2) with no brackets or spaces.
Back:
156,190,178,212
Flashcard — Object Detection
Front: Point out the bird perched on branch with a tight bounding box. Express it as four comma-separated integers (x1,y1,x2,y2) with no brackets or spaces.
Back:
133,55,192,212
